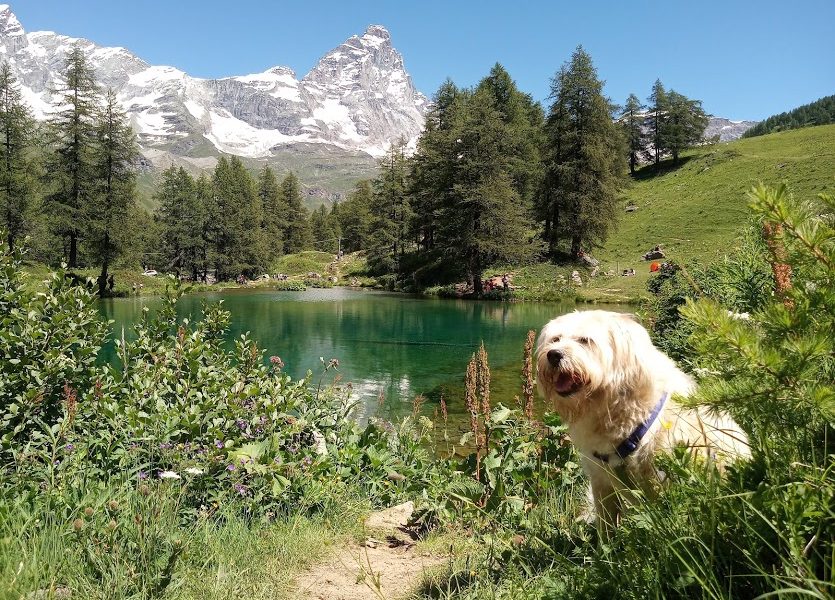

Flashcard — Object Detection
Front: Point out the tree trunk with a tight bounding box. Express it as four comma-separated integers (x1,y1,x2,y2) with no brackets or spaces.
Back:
629,152,636,175
570,234,582,258
68,231,78,268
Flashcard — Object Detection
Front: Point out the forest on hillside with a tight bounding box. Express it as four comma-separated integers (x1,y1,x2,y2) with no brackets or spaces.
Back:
743,94,835,137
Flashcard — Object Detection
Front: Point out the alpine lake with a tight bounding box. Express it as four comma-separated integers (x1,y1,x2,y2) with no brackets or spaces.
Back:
99,287,624,444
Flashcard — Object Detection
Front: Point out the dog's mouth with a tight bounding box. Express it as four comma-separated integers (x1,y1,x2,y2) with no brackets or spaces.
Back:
554,370,584,396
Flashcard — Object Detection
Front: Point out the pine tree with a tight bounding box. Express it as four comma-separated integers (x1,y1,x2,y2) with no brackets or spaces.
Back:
647,79,667,165
258,165,286,261
44,45,100,268
338,180,372,253
620,93,647,175
87,89,138,296
281,172,312,254
0,62,37,250
664,90,708,162
541,46,625,256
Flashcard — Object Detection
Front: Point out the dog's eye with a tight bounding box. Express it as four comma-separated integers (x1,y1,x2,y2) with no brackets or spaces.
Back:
551,335,561,343
577,337,591,345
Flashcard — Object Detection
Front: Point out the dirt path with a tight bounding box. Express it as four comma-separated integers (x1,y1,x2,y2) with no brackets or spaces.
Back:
294,502,446,600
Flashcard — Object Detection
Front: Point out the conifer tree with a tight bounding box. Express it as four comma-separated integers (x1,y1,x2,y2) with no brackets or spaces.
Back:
281,172,312,254
367,141,409,275
155,166,205,280
194,173,215,281
87,89,138,296
437,87,539,294
44,45,100,268
310,203,339,253
620,93,647,175
409,80,462,252
664,90,708,162
647,79,668,165
337,179,372,253
258,165,285,260
541,46,625,256
0,62,37,250
476,64,544,208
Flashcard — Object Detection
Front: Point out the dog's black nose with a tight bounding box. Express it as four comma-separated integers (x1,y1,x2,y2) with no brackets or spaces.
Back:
547,349,563,367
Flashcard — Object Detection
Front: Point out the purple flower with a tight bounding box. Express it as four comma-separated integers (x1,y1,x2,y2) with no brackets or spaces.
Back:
269,356,284,369
236,419,247,430
65,443,75,452
233,483,249,496
214,439,224,449
138,471,148,480
226,464,235,471
159,442,173,450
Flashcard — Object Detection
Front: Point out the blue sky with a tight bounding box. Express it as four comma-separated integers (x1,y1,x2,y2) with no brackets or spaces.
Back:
11,1,835,120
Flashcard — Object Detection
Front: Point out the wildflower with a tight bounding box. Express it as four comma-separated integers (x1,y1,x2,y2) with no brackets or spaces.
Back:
214,439,224,449
159,442,173,450
185,467,204,476
84,507,94,517
107,500,119,512
65,443,75,452
236,419,247,430
107,519,117,531
159,470,181,480
226,464,235,471
72,518,84,532
138,470,148,480
269,355,284,369
138,484,150,496
233,483,249,496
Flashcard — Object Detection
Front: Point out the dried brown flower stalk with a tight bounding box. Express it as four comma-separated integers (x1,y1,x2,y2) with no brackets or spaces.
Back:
522,329,536,420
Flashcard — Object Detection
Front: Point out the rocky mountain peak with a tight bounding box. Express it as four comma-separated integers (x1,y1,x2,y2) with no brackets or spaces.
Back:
0,4,26,53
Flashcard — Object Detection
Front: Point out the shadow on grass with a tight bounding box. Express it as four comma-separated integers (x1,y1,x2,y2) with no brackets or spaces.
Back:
631,156,694,181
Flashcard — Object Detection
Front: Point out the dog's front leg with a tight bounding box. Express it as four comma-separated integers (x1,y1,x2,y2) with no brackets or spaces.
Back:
585,459,621,538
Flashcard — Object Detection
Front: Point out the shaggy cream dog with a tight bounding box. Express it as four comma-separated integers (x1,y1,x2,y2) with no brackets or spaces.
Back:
536,310,749,529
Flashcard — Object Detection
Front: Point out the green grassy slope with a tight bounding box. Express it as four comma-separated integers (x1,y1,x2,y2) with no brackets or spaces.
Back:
580,123,835,301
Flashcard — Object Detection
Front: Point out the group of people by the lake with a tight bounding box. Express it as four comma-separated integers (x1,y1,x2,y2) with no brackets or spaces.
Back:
483,273,512,293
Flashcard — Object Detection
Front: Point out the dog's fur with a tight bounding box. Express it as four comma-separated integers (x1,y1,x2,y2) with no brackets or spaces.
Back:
536,310,749,529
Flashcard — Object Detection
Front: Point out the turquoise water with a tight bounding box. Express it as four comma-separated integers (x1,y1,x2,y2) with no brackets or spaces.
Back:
99,288,612,421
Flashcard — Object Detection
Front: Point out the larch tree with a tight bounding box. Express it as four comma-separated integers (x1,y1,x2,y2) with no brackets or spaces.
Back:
87,88,138,296
281,172,312,254
646,79,668,165
367,140,410,275
258,165,286,262
44,45,100,268
438,87,539,295
620,93,647,175
337,179,373,253
0,62,37,250
542,46,625,257
664,90,708,162
155,166,205,280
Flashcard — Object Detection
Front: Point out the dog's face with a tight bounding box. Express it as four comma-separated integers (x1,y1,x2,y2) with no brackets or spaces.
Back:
536,310,653,421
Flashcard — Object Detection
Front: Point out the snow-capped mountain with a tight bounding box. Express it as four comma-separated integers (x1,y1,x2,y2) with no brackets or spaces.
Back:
0,4,428,162
704,117,757,141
